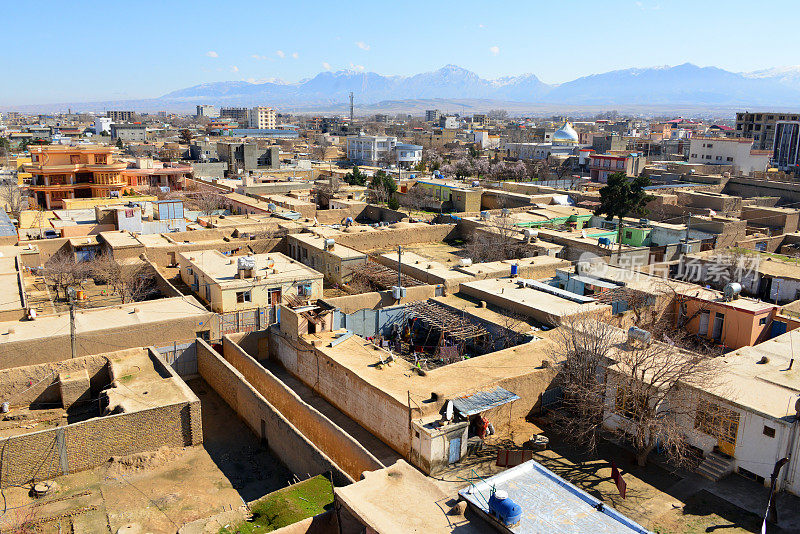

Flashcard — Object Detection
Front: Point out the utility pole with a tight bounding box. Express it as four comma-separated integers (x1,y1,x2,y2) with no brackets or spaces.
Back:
684,213,691,253
397,246,402,290
68,287,77,360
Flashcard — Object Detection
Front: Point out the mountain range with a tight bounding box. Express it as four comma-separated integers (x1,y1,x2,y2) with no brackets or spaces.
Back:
8,63,800,114
159,63,800,109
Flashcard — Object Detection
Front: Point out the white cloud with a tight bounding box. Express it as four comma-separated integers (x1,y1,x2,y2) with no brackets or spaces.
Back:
349,63,365,71
478,24,485,29
291,52,299,59
322,62,332,70
230,65,239,72
489,45,500,56
206,51,219,58
276,50,285,58
251,54,267,60
355,41,370,51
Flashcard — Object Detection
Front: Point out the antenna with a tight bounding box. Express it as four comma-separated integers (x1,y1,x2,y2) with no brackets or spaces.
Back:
349,92,354,122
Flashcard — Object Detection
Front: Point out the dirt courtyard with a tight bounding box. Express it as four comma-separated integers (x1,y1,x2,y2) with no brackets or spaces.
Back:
0,378,292,533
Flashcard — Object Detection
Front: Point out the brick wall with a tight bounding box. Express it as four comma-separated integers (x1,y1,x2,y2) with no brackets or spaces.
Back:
0,400,200,488
221,337,383,480
196,340,352,485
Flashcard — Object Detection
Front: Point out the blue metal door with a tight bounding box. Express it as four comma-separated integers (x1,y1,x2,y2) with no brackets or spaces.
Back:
449,437,461,464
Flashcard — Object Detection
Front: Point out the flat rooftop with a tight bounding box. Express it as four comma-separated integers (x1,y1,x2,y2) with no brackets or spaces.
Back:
180,250,322,287
459,460,651,533
100,230,143,249
456,256,570,279
0,248,24,312
460,278,610,325
0,296,210,345
289,233,366,260
378,250,472,284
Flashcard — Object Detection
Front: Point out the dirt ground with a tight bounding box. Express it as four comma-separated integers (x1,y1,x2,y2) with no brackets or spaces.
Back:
371,241,468,266
0,378,292,533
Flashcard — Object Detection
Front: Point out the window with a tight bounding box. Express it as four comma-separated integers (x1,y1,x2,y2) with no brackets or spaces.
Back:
763,425,776,438
759,317,767,326
625,231,633,239
236,290,251,303
614,385,646,419
726,157,733,161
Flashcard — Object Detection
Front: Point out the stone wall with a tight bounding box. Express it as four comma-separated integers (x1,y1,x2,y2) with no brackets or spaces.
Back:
196,339,352,485
221,336,383,480
319,285,437,314
333,224,457,252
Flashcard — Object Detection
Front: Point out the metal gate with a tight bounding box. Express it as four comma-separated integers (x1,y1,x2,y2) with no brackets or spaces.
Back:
217,306,275,337
155,341,197,376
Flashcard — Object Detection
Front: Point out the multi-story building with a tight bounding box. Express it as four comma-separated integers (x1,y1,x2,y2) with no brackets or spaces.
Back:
735,111,799,150
248,106,276,129
425,109,441,122
105,110,134,122
346,134,397,166
394,143,423,169
588,152,646,183
110,123,146,142
219,107,249,124
216,142,280,173
688,137,770,175
25,145,128,209
195,104,219,118
93,117,112,135
735,112,800,171
438,116,458,129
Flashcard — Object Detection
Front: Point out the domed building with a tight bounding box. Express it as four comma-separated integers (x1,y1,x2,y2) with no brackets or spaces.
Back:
552,121,579,146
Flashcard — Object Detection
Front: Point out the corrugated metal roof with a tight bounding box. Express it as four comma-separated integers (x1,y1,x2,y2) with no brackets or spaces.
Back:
0,210,16,237
452,386,520,416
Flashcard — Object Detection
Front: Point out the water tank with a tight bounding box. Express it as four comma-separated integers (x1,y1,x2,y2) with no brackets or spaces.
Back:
472,180,480,187
522,228,538,240
324,238,335,250
501,208,511,216
237,256,256,271
458,258,473,267
724,282,742,301
598,237,612,247
511,264,519,276
391,286,407,299
267,203,277,212
627,327,652,345
480,211,491,220
488,490,522,528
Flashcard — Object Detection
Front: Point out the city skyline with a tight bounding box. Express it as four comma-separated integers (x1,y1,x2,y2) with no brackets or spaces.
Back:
2,0,800,105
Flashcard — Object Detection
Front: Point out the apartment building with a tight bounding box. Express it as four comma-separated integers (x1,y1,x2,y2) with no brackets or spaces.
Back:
688,137,770,175
425,109,441,122
346,134,397,166
106,110,134,121
219,107,249,124
110,123,146,142
195,104,219,118
248,106,276,129
735,111,800,150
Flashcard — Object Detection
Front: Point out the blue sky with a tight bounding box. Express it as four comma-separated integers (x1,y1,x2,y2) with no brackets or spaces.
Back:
1,0,798,105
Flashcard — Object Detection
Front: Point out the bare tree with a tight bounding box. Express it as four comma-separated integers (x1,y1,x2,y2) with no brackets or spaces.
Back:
400,184,436,213
92,255,157,304
0,180,26,219
315,175,341,207
43,250,92,301
465,211,531,263
312,138,332,161
550,317,723,467
189,188,225,225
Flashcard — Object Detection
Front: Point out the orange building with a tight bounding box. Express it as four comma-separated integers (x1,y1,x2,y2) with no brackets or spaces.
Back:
25,145,128,209
676,287,782,350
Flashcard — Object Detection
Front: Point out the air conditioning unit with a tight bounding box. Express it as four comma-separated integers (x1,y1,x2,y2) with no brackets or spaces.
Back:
392,286,407,299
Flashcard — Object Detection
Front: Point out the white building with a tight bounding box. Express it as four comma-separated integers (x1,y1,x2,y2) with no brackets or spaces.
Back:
248,107,276,130
394,143,422,168
196,105,219,118
346,134,397,166
93,117,112,135
689,137,770,175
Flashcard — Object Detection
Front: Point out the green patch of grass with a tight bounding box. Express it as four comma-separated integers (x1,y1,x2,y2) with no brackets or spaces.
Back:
219,475,334,534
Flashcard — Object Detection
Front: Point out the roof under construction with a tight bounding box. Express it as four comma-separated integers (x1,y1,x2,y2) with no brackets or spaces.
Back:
349,259,425,290
405,300,488,342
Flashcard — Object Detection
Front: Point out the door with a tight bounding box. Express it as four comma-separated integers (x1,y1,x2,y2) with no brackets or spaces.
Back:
269,289,282,305
448,436,462,464
698,310,710,337
712,313,724,341
718,411,740,456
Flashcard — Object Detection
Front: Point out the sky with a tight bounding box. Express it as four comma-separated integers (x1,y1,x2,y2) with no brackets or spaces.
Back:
2,0,799,105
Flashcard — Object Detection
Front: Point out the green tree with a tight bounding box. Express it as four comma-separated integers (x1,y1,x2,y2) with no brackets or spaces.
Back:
595,172,654,252
387,196,400,210
180,128,193,145
344,166,367,186
115,137,124,149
